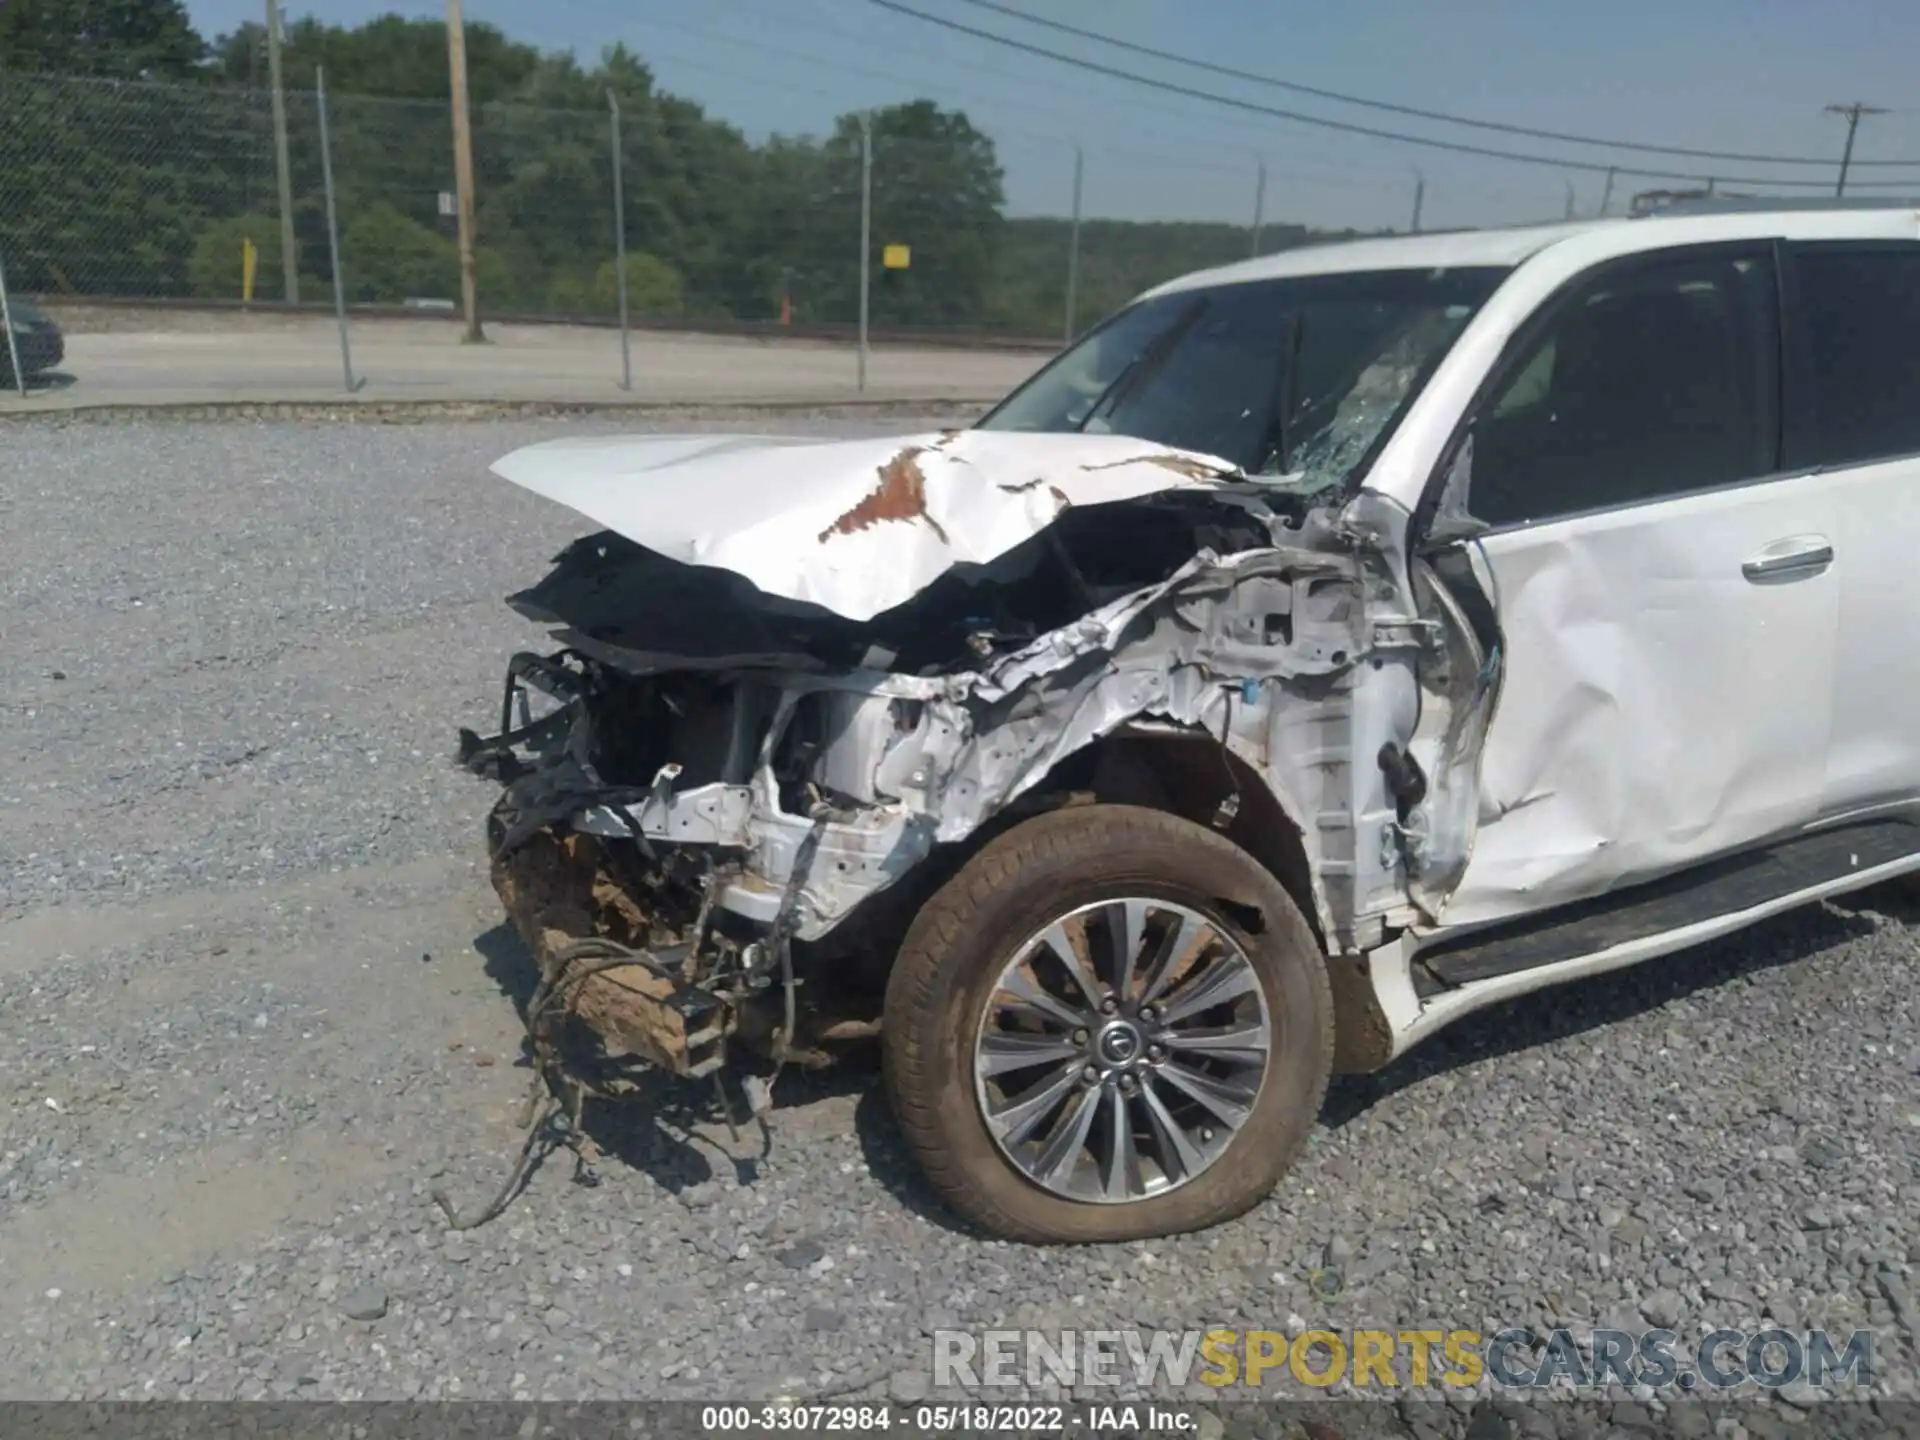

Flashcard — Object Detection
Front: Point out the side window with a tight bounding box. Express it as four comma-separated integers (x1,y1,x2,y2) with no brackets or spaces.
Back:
1466,252,1779,528
1790,245,1920,467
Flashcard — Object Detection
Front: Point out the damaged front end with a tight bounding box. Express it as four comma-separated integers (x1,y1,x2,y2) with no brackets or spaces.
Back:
465,641,906,1088
460,429,1496,1122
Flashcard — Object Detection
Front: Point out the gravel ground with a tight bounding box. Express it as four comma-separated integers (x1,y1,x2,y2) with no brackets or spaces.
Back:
1,422,1916,1423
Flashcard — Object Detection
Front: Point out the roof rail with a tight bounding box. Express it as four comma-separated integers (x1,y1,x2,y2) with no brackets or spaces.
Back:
1631,194,1920,218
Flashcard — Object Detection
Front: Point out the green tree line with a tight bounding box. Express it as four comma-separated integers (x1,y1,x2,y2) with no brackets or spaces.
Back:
0,0,1364,333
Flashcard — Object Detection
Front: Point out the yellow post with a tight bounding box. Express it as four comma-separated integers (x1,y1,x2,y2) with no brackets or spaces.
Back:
242,237,259,306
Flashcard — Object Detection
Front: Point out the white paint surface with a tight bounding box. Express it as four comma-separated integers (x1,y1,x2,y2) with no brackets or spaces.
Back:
490,428,1244,621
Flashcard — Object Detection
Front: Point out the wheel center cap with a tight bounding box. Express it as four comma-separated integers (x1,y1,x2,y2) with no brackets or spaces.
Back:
1097,1021,1142,1066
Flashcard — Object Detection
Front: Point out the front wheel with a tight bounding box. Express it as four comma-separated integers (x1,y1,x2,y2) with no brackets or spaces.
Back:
882,804,1334,1243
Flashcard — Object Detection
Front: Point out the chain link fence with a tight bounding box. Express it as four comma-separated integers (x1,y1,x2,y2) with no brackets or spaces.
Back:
0,69,1591,399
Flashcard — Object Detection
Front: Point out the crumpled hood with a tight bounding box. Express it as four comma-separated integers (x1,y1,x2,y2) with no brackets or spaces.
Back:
489,429,1245,621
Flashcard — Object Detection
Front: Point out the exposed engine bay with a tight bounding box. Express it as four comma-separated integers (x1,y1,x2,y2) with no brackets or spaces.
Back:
456,429,1494,1138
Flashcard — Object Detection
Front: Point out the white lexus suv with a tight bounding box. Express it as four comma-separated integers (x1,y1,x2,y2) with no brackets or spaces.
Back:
463,202,1920,1242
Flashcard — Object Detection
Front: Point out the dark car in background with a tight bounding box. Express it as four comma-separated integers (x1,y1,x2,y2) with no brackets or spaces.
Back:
1,296,64,384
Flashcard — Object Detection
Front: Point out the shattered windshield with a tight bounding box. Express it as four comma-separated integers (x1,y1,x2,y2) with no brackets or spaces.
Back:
978,266,1509,493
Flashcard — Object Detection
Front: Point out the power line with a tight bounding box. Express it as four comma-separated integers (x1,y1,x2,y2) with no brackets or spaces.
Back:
950,0,1920,169
649,10,1584,208
759,0,1422,179
557,3,1469,196
609,0,1431,188
747,0,1607,207
525,0,1221,165
621,16,1268,183
863,0,1920,188
493,0,1515,211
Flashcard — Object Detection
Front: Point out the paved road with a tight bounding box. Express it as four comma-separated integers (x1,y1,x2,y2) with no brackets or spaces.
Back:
1,420,1916,1416
0,312,1046,413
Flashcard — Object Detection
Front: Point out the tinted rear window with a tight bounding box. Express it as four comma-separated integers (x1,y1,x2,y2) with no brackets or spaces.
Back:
1792,245,1920,467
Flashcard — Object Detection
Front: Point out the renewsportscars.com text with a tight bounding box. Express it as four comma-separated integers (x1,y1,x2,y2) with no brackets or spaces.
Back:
933,1326,1874,1392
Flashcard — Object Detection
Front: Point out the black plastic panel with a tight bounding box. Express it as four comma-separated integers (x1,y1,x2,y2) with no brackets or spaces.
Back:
1417,816,1920,991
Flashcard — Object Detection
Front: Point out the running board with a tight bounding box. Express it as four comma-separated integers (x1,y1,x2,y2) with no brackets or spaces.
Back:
1414,815,1920,994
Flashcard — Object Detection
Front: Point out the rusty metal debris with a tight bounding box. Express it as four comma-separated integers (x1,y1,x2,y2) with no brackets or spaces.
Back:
433,797,836,1227
491,830,732,1078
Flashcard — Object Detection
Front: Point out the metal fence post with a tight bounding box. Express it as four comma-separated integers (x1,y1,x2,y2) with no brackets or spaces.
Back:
609,89,631,392
1250,160,1267,257
265,0,300,304
315,67,363,393
1064,145,1083,345
858,112,872,393
0,249,27,399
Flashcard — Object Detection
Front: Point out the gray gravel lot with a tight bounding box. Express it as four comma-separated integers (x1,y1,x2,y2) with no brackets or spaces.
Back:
1,421,1916,1419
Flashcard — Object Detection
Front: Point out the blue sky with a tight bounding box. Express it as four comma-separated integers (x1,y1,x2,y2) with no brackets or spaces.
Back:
183,0,1920,232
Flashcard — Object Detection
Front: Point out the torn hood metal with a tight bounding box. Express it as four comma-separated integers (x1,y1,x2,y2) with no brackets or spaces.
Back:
489,429,1248,622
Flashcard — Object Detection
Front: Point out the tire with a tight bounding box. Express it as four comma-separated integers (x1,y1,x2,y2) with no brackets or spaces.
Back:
882,803,1334,1243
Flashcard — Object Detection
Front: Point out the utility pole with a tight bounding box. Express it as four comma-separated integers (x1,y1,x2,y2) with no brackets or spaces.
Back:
1599,166,1617,216
1563,179,1576,220
265,0,299,303
446,0,484,343
1409,170,1425,234
1249,159,1266,257
1826,102,1887,197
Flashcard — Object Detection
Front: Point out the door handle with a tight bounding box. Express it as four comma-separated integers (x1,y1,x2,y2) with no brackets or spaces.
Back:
1742,536,1834,583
